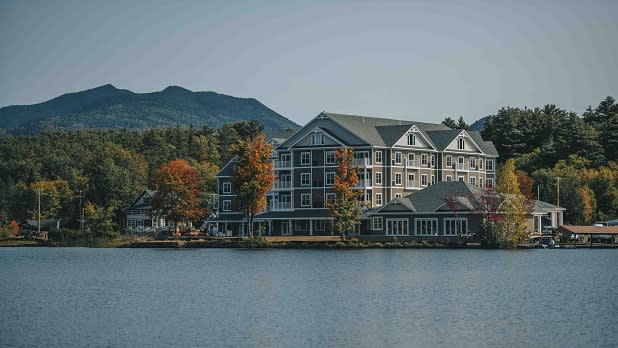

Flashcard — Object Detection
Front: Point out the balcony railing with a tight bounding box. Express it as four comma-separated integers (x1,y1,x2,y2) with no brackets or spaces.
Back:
354,180,371,189
352,158,372,167
406,180,420,189
272,181,292,190
456,163,470,171
274,160,292,169
406,159,421,169
270,201,292,211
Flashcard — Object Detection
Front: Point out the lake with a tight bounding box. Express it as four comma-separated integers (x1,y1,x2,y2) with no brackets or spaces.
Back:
0,248,616,347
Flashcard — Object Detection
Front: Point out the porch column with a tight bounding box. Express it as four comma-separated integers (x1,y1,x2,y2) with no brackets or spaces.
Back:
268,220,272,236
536,215,542,234
288,220,292,235
310,220,313,236
551,212,557,227
558,211,563,226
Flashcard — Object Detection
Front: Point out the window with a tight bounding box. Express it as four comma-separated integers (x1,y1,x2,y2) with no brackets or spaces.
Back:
301,194,311,207
301,173,311,186
408,153,415,161
407,133,416,146
421,174,428,186
372,217,383,230
431,175,436,185
395,152,402,164
458,138,465,150
222,182,231,194
325,193,335,206
311,133,323,145
375,151,383,164
325,172,336,186
479,158,483,170
446,175,452,182
395,193,402,198
458,156,464,164
407,173,415,187
395,173,402,185
431,155,436,167
421,154,428,166
444,218,468,236
386,218,409,236
470,157,477,169
487,178,494,188
375,193,383,206
301,152,311,165
470,176,476,186
479,177,484,188
446,155,452,167
415,218,438,235
325,151,336,164
486,159,494,171
223,200,231,211
458,176,465,182
375,172,383,185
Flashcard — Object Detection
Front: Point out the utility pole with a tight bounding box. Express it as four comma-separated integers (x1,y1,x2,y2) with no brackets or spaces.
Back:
556,177,561,206
77,190,85,231
37,188,41,237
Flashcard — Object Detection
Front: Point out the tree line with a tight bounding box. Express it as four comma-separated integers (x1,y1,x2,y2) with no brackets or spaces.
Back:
446,96,618,224
0,120,264,237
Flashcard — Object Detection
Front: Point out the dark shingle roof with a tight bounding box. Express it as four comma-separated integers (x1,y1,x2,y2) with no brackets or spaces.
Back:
404,181,483,212
217,157,236,177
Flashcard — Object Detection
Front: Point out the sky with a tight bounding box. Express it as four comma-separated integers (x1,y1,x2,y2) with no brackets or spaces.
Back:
1,0,617,126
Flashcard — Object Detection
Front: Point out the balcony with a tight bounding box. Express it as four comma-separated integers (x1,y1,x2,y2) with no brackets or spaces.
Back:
270,201,292,211
274,160,292,169
406,159,421,169
405,180,420,189
456,163,470,171
354,180,371,189
272,181,292,190
352,158,372,167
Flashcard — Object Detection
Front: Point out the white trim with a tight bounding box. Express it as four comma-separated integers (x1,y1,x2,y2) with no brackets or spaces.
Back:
414,218,438,235
386,218,409,236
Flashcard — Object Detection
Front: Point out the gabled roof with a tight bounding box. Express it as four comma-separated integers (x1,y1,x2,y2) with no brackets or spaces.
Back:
217,157,237,177
404,181,483,213
424,129,463,150
533,200,565,213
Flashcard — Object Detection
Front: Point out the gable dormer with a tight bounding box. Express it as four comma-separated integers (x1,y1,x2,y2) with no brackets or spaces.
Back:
290,127,344,148
394,125,433,149
446,130,483,153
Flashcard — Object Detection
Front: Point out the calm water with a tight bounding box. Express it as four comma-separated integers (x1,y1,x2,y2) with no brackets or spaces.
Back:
0,248,616,347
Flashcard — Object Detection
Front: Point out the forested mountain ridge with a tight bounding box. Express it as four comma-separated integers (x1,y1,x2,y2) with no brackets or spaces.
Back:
0,84,300,136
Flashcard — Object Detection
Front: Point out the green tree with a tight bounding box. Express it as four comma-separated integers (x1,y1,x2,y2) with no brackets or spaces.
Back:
328,148,364,241
232,134,274,238
495,159,529,247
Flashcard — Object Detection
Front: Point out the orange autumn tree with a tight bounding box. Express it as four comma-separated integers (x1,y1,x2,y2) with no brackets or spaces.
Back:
328,148,363,241
232,134,274,239
151,159,204,234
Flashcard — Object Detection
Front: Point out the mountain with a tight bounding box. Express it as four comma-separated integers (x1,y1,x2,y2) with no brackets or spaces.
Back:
0,84,300,136
470,116,490,131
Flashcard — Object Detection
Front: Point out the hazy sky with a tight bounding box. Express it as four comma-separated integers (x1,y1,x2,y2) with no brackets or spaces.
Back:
1,0,617,125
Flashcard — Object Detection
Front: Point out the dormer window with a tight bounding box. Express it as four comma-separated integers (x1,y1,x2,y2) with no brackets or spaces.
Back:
407,133,416,146
458,138,465,150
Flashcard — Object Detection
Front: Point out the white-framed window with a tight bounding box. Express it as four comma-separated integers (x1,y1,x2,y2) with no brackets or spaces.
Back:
386,218,409,236
375,172,383,185
407,133,416,146
470,157,477,169
395,172,402,185
446,175,452,182
326,172,336,186
431,175,436,185
301,152,311,165
372,217,383,230
479,158,483,170
375,193,383,206
408,153,415,161
458,176,465,182
375,151,383,164
421,174,428,186
431,154,436,167
444,218,468,236
486,159,494,171
421,154,428,166
222,200,231,211
325,151,336,164
479,177,484,188
395,152,402,164
458,138,465,150
470,176,476,186
222,182,231,194
395,193,402,198
446,155,452,167
325,193,335,206
301,173,311,186
301,194,311,207
415,218,438,235
311,133,323,145
487,177,494,188
458,156,464,164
